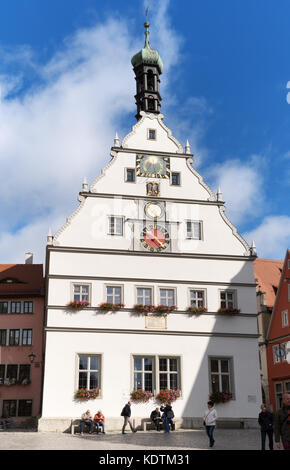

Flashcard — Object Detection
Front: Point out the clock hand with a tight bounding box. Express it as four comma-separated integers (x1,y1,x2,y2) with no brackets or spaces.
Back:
146,230,165,248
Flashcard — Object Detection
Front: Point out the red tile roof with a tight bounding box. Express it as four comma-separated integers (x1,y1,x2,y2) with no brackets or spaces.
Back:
253,258,283,308
0,264,44,297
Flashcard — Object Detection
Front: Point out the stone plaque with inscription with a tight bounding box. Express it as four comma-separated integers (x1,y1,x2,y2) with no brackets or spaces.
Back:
145,314,167,330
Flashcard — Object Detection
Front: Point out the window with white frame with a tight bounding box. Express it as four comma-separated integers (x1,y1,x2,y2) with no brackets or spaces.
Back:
106,286,122,304
78,355,101,390
282,310,289,328
186,221,202,240
73,284,90,302
189,289,206,308
125,168,135,182
159,357,179,390
159,288,175,306
209,358,232,394
0,302,8,314
171,172,180,186
147,129,156,140
23,301,33,313
273,345,282,364
136,287,153,305
0,330,6,346
133,356,153,392
108,216,123,236
9,329,20,346
22,329,33,346
220,290,236,309
275,382,283,410
11,302,21,314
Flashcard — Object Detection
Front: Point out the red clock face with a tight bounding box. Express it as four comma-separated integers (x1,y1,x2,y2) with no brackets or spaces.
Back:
140,225,170,252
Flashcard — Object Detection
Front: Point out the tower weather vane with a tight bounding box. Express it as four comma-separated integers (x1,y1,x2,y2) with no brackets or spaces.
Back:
145,6,149,20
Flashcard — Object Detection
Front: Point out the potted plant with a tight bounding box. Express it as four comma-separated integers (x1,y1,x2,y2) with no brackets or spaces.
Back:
66,300,90,311
209,391,232,404
187,306,208,314
156,389,181,403
154,305,176,314
218,307,240,314
75,388,99,400
130,389,153,402
133,304,155,314
99,302,125,311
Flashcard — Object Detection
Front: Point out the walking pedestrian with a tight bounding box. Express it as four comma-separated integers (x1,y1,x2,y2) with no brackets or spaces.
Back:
274,393,290,450
203,400,217,448
121,401,137,434
258,404,274,450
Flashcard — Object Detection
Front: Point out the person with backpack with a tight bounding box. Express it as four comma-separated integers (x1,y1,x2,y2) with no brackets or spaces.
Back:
121,401,137,434
274,393,290,450
160,403,174,434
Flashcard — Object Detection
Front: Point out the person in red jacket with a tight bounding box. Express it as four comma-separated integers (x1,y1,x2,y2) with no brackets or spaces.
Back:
94,410,105,434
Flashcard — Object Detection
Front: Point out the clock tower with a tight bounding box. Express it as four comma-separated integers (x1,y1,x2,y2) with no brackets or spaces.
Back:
40,20,261,433
131,22,163,120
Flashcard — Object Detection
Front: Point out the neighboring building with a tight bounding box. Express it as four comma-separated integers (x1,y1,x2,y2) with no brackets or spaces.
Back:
254,258,283,405
39,22,261,432
266,249,290,412
0,256,45,426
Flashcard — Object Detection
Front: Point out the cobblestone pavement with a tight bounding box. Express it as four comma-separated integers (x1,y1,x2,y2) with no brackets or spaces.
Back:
0,429,278,451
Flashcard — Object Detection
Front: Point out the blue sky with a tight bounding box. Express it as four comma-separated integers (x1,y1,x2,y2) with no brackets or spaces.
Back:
0,0,289,262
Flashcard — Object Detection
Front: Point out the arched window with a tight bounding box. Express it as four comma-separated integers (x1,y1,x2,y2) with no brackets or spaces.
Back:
147,70,154,91
148,95,155,111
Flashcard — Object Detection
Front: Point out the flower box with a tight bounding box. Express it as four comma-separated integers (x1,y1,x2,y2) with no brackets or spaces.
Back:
156,389,181,403
218,308,240,314
99,302,124,311
67,300,90,311
75,388,99,400
130,389,153,402
153,305,176,314
187,306,208,314
133,305,176,314
133,304,155,313
209,391,232,404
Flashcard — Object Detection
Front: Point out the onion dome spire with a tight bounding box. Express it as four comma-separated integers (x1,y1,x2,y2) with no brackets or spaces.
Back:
131,22,163,120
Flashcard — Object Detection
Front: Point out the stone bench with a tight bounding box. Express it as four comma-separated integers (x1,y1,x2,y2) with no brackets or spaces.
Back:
71,419,96,434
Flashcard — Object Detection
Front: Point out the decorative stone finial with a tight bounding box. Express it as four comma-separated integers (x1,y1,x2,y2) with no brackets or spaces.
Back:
217,186,222,201
114,132,120,147
185,139,191,154
250,240,257,256
82,177,88,192
47,228,53,245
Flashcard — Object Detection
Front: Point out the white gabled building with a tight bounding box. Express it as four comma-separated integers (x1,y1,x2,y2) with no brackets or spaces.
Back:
39,22,261,432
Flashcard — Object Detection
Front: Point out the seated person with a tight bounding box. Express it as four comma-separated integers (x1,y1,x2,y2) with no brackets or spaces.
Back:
150,407,162,431
94,410,105,434
80,409,94,435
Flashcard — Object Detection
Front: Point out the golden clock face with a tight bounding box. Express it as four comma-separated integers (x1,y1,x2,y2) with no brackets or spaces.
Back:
136,155,170,178
140,224,170,252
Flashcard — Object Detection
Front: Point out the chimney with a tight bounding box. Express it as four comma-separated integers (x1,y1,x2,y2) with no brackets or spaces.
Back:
25,253,33,264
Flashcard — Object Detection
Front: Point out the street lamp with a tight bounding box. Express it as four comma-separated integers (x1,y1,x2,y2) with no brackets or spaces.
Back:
28,352,36,364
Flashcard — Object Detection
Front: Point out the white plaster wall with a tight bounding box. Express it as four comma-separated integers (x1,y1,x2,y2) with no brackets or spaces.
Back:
41,331,262,420
48,251,255,284
54,196,247,256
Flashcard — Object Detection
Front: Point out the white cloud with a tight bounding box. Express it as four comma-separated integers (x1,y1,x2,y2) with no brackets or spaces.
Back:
204,157,265,226
243,216,290,260
0,3,184,264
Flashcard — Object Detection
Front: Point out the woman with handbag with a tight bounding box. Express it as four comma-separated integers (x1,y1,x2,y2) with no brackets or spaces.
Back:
203,401,217,447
